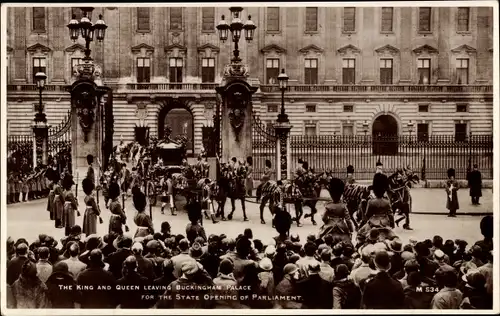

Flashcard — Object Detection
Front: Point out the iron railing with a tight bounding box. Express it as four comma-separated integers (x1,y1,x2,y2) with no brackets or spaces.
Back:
251,113,278,180
282,134,493,181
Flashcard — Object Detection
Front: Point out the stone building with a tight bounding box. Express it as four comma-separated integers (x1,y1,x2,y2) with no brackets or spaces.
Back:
6,6,494,156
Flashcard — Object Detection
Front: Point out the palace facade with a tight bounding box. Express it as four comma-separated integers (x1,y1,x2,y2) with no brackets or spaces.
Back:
5,6,494,155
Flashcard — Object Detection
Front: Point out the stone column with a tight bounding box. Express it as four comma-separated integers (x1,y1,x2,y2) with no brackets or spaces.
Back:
274,122,292,180
32,124,50,166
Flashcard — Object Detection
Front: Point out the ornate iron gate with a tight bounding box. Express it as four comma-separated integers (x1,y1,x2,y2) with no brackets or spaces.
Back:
251,113,277,180
48,110,72,174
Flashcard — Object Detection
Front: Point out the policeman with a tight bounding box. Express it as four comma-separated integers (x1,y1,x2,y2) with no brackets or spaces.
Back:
346,165,356,184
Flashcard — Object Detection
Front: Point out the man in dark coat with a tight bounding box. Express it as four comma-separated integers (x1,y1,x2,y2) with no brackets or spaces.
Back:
7,243,31,285
116,256,151,308
106,235,133,279
45,261,81,308
362,250,405,309
76,249,117,308
467,164,482,205
299,262,333,309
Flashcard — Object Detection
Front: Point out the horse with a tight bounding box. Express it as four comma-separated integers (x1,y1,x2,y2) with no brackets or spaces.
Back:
227,166,248,221
341,183,373,230
294,172,320,225
387,169,420,230
258,179,293,225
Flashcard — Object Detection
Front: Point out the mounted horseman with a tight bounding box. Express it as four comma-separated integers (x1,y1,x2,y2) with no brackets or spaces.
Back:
387,167,419,230
294,162,319,226
228,159,248,222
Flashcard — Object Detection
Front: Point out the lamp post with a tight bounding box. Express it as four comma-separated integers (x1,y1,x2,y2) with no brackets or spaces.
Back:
276,69,289,123
67,7,107,62
32,71,49,167
217,7,256,63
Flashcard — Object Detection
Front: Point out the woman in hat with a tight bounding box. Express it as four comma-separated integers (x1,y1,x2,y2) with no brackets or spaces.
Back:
82,178,102,237
359,173,395,241
108,182,128,235
245,156,254,197
62,174,80,236
53,172,65,228
133,188,154,238
445,168,459,217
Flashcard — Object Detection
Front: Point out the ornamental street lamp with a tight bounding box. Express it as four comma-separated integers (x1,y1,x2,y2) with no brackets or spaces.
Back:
67,7,107,61
217,7,256,63
34,72,47,123
277,69,289,123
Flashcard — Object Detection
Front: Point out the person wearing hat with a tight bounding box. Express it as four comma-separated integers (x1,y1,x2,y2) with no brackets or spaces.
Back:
459,269,491,309
275,263,302,309
363,250,405,309
186,198,208,243
346,165,356,184
431,265,463,309
62,174,80,236
86,154,96,186
272,208,292,245
52,171,65,228
7,242,32,286
244,156,254,197
445,168,459,217
299,262,333,309
131,242,156,281
375,160,384,175
133,189,154,238
332,264,361,309
107,235,133,279
388,239,404,276
172,239,195,279
108,182,128,235
82,178,102,237
189,242,204,261
45,261,80,308
10,260,50,308
77,249,117,308
79,234,104,266
319,178,354,243
359,174,395,241
155,260,205,309
467,163,482,205
295,158,306,178
256,159,273,202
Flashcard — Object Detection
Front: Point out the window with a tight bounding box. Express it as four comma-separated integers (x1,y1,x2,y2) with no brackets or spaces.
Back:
305,7,318,32
380,59,393,84
418,7,431,32
267,104,278,112
417,59,431,84
202,7,215,31
457,7,470,32
170,7,183,30
343,104,354,112
266,59,280,84
305,123,317,136
305,58,318,84
137,58,151,83
343,7,356,32
169,57,183,83
456,103,468,112
455,123,467,142
137,8,150,31
32,8,45,32
343,124,354,136
71,8,82,20
71,58,82,76
267,7,280,32
32,57,46,83
201,58,215,83
342,59,355,84
417,123,429,142
381,7,393,32
418,104,429,112
306,104,316,112
456,58,469,84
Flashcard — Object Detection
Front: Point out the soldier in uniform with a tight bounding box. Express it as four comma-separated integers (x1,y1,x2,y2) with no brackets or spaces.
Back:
445,168,459,217
62,174,80,236
108,182,128,235
256,159,273,202
346,165,356,184
245,156,254,197
160,173,176,216
82,178,102,236
202,178,219,224
295,158,306,178
133,188,154,238
53,174,65,229
467,164,482,205
86,154,95,186
375,160,384,175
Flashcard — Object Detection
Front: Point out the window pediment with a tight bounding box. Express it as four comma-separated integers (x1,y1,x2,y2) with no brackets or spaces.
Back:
27,43,51,54
451,44,476,55
165,44,187,54
261,44,287,55
197,43,220,53
375,44,400,56
412,44,438,55
65,43,85,53
131,43,155,54
299,44,324,55
337,44,361,56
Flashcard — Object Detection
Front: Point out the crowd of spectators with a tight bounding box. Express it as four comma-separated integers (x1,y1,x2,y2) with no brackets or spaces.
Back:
5,214,494,310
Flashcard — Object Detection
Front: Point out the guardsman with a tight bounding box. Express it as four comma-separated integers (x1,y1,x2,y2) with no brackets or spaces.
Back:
445,168,459,217
375,160,384,175
86,155,95,186
295,158,306,178
202,178,219,224
256,159,273,202
467,164,482,205
346,165,356,184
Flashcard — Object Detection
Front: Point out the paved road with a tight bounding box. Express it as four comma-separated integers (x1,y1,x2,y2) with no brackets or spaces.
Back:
6,189,488,247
